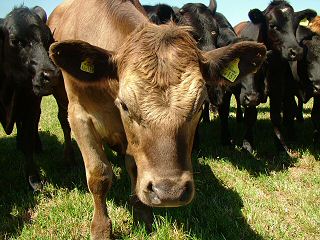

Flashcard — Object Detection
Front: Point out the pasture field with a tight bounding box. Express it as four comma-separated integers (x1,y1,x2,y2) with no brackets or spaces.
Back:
0,96,319,240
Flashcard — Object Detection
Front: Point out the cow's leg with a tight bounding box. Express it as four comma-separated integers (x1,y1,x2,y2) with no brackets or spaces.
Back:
283,94,296,141
235,93,244,122
270,96,288,153
296,96,304,122
16,120,23,151
34,107,43,153
312,96,320,148
20,97,42,191
218,91,233,146
242,106,257,153
53,84,74,165
202,102,210,123
125,155,153,231
69,110,113,240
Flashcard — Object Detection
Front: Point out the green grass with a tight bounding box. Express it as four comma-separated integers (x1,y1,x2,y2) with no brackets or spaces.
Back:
0,96,319,239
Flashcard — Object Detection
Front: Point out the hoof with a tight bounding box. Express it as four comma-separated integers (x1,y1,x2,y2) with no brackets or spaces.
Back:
242,139,254,154
28,175,42,192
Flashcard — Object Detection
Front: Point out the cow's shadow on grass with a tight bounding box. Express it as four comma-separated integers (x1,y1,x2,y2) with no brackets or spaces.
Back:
152,161,262,240
106,155,263,240
196,110,319,177
0,130,86,238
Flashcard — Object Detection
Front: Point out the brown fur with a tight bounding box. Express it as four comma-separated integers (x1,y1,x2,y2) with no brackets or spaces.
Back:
309,16,320,34
49,1,266,239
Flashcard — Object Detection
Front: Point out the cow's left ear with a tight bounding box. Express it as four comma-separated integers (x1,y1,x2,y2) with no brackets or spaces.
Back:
31,6,47,23
201,41,266,85
294,9,317,29
248,9,265,24
49,40,118,83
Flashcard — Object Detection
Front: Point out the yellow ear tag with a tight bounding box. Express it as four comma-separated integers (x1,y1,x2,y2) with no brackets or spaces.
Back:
220,58,240,82
80,58,95,74
299,17,309,27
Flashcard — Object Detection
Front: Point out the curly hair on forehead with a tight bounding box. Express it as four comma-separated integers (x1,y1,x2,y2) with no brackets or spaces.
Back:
309,16,320,35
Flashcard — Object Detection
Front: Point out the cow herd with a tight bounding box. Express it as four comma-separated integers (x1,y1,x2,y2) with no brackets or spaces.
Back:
0,0,319,239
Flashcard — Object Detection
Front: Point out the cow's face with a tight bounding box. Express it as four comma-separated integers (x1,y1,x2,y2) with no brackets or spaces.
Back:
302,36,320,95
50,23,266,207
249,3,303,61
1,7,59,96
178,3,218,51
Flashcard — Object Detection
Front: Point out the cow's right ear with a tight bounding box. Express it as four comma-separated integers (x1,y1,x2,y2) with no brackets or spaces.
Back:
201,41,266,85
249,9,265,24
32,6,47,23
49,40,118,83
208,0,217,15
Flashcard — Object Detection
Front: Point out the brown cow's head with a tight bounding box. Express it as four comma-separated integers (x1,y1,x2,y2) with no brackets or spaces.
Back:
50,23,266,207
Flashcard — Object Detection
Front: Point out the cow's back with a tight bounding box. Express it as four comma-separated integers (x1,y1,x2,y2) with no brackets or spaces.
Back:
48,0,148,51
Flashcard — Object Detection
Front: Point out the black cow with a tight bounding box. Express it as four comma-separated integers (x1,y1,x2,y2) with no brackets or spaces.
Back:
206,1,268,152
291,17,320,146
0,6,73,190
235,0,316,155
143,4,177,24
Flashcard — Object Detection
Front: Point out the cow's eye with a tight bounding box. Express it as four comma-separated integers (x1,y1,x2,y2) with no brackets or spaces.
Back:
11,38,26,48
120,102,129,112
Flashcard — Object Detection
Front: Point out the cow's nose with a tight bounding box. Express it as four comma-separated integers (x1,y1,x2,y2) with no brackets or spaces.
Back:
243,93,260,107
146,180,193,206
42,70,54,83
288,48,297,60
313,83,320,94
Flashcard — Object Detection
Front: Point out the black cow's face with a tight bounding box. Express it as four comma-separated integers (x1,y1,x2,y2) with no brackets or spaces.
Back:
249,3,303,61
1,7,59,96
178,3,218,51
303,36,320,95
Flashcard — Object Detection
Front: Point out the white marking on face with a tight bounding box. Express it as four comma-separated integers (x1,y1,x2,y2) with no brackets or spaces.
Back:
281,7,290,13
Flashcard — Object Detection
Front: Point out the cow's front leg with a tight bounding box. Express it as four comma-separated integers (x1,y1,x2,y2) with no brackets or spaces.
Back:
20,97,42,191
53,84,74,165
218,91,233,146
242,106,257,153
69,110,113,240
283,94,296,141
125,155,153,231
312,96,320,148
235,93,244,122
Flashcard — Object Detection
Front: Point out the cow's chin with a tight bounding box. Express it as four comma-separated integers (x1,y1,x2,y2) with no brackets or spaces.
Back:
32,85,52,96
135,172,195,208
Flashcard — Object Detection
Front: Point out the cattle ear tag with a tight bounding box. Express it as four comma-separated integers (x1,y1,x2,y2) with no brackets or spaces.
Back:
299,18,309,27
80,58,95,74
220,58,240,82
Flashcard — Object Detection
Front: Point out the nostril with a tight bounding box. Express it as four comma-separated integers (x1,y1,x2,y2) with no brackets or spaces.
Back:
146,182,161,205
147,182,153,192
289,48,297,59
42,71,52,83
179,181,193,202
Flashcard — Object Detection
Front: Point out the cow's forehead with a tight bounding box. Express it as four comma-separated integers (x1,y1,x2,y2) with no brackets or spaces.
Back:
268,5,294,23
119,68,206,127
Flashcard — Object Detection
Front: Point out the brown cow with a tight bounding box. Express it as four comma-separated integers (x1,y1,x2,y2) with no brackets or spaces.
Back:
48,0,266,239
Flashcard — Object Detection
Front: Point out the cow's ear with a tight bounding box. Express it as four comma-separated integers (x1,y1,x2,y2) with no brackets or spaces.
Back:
202,41,266,85
249,9,265,24
49,40,118,83
208,0,217,15
32,6,47,23
294,9,317,29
